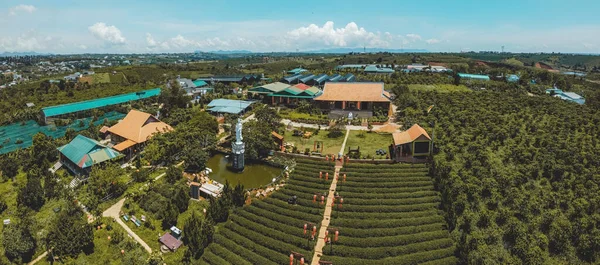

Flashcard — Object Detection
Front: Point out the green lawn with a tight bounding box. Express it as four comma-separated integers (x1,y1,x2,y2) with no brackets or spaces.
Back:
283,127,346,156
93,73,111,84
345,131,392,159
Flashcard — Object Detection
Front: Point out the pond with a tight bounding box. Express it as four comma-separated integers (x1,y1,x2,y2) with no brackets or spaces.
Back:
205,153,281,189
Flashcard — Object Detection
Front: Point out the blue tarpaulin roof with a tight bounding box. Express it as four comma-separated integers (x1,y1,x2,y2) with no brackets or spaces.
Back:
206,99,255,114
42,88,161,117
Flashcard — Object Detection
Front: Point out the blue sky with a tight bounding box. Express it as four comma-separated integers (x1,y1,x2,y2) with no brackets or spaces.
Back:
2,0,600,53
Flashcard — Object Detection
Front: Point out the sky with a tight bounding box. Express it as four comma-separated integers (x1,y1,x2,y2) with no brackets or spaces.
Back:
1,0,600,54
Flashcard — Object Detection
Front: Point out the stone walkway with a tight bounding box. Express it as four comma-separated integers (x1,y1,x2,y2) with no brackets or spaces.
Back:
311,129,349,265
102,198,153,253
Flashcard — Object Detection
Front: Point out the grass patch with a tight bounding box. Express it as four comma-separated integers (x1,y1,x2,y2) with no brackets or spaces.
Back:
282,127,345,156
345,131,392,159
94,73,111,84
408,84,470,93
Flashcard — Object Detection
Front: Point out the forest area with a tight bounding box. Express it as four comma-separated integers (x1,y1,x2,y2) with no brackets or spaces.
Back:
394,88,600,264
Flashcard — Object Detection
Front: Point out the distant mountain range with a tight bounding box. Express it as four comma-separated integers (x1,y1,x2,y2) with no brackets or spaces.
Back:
305,48,429,54
0,51,52,56
196,50,253,54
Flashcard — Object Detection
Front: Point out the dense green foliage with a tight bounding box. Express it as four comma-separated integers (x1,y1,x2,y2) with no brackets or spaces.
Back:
396,90,600,264
46,201,94,257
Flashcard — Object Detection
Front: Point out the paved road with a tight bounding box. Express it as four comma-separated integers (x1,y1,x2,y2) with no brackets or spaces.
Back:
102,198,153,253
311,129,349,265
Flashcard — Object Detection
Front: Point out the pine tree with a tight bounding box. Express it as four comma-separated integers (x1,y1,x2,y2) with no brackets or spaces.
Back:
17,169,45,210
183,211,203,258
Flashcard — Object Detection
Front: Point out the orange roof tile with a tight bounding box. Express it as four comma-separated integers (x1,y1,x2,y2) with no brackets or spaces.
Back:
392,124,431,146
107,110,173,144
315,82,390,102
113,139,136,151
292,83,310,91
271,131,284,140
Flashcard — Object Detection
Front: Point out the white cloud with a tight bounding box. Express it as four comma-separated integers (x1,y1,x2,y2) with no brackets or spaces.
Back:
78,44,87,50
405,34,422,42
146,33,157,47
286,21,390,49
9,4,36,16
426,38,440,44
88,22,126,45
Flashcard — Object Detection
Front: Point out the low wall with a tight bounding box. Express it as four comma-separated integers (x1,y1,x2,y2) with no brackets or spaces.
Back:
275,151,427,165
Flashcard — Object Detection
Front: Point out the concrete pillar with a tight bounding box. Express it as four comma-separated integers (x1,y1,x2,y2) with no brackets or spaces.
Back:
342,101,346,110
357,101,361,110
271,96,275,105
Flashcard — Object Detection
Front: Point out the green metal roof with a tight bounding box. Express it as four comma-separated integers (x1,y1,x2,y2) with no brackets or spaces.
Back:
268,86,322,98
193,80,208,87
248,82,290,94
42,88,161,117
57,134,121,169
458,73,490,80
207,99,256,115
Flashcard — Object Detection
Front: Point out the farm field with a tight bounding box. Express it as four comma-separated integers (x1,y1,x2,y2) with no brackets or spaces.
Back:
200,159,335,264
319,162,457,265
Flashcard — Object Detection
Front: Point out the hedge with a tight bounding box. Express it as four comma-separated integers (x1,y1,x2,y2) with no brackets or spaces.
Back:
320,246,456,265
233,210,312,246
343,163,428,169
340,176,432,183
244,204,315,228
200,247,231,265
290,173,333,186
287,178,332,191
335,209,439,220
340,180,434,189
340,170,429,176
320,238,454,259
294,159,334,166
331,215,444,229
219,228,287,264
336,230,450,247
230,214,309,250
337,190,438,200
225,221,307,261
282,182,331,196
214,233,276,265
340,185,433,194
337,202,438,213
270,191,324,209
206,243,253,265
419,256,459,265
338,223,445,238
342,196,440,206
261,197,321,215
252,200,322,223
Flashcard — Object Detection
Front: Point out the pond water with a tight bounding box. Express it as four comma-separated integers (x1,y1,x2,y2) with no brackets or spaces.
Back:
205,153,281,189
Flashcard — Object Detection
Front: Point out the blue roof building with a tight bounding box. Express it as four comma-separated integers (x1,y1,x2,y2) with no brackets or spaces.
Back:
298,74,316,84
281,74,303,84
458,73,490,81
328,74,342,82
342,73,356,82
307,74,330,86
58,134,122,175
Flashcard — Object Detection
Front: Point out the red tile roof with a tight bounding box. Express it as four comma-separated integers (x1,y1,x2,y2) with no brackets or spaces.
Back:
392,124,431,146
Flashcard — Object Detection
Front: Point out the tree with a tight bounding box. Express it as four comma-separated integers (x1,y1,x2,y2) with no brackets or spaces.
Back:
231,182,247,207
183,146,208,173
253,104,281,131
43,170,60,199
46,201,94,257
172,183,190,213
165,166,183,184
207,196,230,223
17,169,45,211
161,203,179,230
0,154,19,181
2,218,36,262
183,211,203,259
200,216,215,250
29,132,56,169
243,120,276,160
132,168,150,183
